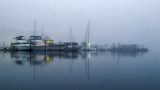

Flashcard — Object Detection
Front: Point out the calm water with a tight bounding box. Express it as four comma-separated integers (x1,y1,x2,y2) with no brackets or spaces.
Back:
0,50,160,90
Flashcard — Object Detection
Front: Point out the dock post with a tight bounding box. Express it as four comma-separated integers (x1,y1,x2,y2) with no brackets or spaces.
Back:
3,42,5,51
45,40,47,51
30,39,31,51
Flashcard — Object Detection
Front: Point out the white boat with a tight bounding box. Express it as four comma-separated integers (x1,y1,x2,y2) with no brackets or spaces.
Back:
30,36,46,51
11,36,31,51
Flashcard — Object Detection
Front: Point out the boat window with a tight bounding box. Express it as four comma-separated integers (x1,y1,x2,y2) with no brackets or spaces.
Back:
16,36,25,40
30,36,42,40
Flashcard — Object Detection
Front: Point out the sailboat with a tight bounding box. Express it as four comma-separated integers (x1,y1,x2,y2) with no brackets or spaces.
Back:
80,21,96,51
61,26,80,51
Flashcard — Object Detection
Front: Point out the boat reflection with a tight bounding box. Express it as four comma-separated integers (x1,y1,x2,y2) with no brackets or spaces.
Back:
10,51,79,65
9,50,148,67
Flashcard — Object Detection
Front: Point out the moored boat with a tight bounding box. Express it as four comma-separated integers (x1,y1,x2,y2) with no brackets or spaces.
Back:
30,36,46,51
11,36,31,51
62,42,80,51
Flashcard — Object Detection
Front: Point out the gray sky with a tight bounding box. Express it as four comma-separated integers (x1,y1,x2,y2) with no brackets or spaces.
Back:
0,0,160,50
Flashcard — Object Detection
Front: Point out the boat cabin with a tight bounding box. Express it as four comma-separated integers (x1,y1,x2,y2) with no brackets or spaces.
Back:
30,36,42,40
12,36,28,44
16,36,25,40
29,36,45,46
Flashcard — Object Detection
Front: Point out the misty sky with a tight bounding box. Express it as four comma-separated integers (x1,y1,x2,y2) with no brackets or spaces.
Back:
0,0,160,49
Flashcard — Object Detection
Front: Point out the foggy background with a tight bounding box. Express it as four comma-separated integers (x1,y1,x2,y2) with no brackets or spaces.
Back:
0,0,160,50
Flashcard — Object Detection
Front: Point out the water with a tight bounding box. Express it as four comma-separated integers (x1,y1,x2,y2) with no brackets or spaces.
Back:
0,50,160,90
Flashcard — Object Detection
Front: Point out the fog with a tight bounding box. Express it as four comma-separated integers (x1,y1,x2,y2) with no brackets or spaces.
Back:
0,0,160,50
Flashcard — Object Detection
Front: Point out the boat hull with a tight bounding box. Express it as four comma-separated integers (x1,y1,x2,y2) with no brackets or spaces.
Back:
31,46,46,51
14,46,31,51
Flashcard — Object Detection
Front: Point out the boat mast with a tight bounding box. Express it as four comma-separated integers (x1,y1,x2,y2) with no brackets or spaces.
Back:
34,19,37,36
86,21,90,49
70,26,72,42
88,21,90,44
42,27,44,37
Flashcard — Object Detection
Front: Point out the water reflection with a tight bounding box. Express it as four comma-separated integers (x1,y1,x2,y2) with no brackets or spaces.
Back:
6,50,149,62
1,50,155,90
7,51,148,80
6,50,149,67
9,51,91,81
10,51,79,65
110,51,148,57
10,51,101,65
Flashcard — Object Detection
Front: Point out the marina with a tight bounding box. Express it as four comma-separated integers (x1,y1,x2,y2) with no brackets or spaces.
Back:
0,34,149,52
0,36,148,52
0,21,148,52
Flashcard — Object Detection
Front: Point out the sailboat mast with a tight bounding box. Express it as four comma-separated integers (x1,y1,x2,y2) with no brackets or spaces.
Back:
88,21,90,44
34,19,37,36
42,27,43,37
84,29,87,42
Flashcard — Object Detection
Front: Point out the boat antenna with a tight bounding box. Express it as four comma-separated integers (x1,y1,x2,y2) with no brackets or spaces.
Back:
34,19,37,36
